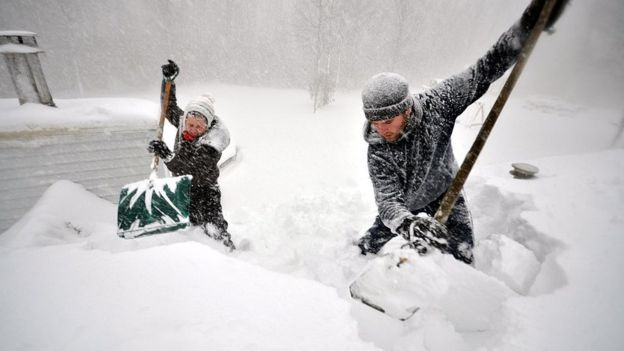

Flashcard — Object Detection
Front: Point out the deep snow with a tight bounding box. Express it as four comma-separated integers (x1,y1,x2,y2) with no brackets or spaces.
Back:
0,85,623,350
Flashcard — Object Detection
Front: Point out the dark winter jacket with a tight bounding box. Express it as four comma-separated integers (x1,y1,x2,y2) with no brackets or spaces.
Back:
161,82,230,189
364,3,544,233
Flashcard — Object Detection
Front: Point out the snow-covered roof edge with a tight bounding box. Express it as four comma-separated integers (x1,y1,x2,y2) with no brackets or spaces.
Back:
0,30,37,37
0,43,42,54
0,98,160,133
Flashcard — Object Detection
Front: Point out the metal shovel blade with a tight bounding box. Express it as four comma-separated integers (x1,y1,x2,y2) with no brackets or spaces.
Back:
349,251,424,321
117,175,192,238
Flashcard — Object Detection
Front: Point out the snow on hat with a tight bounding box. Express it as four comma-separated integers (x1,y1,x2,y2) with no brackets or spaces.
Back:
185,94,216,126
362,72,414,121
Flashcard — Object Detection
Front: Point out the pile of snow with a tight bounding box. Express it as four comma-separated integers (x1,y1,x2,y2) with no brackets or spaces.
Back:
1,85,623,350
0,181,378,350
351,249,513,331
0,180,116,248
474,234,541,294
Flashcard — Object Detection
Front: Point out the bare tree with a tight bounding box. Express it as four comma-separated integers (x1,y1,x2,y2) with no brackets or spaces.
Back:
294,0,351,112
389,0,412,71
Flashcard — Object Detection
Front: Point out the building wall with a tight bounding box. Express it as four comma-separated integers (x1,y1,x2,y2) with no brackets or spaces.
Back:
0,126,156,233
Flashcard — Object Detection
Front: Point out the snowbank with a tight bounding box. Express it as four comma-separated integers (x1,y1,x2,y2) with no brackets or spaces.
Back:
0,180,116,248
0,242,378,350
472,149,624,351
1,87,623,350
0,181,378,351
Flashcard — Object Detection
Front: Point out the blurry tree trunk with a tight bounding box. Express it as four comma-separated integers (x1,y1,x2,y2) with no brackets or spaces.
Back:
311,0,324,112
311,0,338,112
611,109,624,147
296,0,346,112
57,3,84,97
390,0,410,71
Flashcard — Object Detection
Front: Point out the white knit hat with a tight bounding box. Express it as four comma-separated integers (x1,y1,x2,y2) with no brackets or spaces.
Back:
185,94,216,126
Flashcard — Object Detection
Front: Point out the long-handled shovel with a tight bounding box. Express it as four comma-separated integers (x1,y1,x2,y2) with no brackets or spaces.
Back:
350,0,563,320
433,0,563,228
117,79,193,238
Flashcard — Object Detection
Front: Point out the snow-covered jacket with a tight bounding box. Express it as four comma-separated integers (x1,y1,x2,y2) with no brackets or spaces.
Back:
364,3,542,233
162,83,230,187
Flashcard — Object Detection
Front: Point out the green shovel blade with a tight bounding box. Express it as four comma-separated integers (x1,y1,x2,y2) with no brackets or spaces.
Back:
117,175,192,238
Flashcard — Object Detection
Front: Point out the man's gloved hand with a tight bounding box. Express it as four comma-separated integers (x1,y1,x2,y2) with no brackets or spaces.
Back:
398,214,449,255
454,242,474,265
545,0,569,33
161,59,179,81
525,0,569,33
147,140,172,160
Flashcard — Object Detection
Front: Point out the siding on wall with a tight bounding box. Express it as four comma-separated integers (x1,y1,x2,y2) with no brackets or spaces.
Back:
0,126,157,233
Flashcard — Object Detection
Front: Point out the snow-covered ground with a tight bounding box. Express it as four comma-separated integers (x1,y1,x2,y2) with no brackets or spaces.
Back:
1,85,623,350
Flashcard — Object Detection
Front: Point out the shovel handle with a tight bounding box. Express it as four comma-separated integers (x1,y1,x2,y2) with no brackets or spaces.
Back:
434,0,559,224
151,79,173,176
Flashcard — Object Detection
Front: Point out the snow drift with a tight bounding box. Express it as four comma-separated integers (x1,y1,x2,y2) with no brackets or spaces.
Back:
1,86,623,350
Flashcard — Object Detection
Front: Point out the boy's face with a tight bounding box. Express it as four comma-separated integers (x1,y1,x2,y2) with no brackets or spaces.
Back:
184,115,208,138
371,108,411,142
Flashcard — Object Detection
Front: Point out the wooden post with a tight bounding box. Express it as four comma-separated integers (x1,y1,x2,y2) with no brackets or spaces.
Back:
0,31,55,107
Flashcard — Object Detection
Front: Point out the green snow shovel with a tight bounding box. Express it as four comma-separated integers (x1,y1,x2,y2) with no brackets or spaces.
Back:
117,79,192,238
350,0,565,321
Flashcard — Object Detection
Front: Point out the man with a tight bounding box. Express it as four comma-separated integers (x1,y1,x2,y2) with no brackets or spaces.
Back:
148,60,234,249
357,0,565,263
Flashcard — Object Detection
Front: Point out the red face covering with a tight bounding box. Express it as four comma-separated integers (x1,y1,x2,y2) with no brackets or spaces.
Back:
182,131,195,141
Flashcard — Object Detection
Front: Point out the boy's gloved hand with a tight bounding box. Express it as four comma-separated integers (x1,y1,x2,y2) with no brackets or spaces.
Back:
147,140,172,160
161,59,179,81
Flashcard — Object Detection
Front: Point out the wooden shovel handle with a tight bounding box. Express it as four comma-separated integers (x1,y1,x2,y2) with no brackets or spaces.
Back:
151,79,173,175
434,0,559,224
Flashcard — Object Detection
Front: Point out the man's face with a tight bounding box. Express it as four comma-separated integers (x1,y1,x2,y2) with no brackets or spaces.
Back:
184,115,208,138
371,108,410,142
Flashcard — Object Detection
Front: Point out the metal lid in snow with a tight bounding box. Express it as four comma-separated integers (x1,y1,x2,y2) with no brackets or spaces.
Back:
0,30,37,37
0,43,42,54
510,163,539,179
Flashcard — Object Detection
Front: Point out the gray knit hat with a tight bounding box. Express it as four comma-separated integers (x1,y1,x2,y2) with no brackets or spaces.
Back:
362,72,413,121
185,94,216,126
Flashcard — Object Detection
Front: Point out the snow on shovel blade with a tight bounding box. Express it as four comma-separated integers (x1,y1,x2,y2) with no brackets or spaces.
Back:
350,249,513,329
350,251,426,321
117,175,192,238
